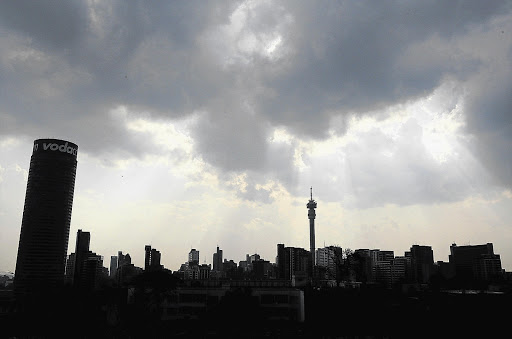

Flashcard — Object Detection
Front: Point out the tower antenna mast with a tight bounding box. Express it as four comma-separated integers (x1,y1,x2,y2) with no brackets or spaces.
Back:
307,186,317,280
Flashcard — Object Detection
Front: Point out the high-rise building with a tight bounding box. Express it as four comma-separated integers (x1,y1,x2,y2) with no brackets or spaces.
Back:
253,260,272,279
276,244,310,280
73,229,90,286
213,246,223,271
449,243,502,282
115,251,141,285
410,245,434,284
110,256,118,278
353,249,373,282
249,254,261,264
307,188,317,270
473,254,502,281
244,253,261,271
14,139,78,296
189,249,199,264
198,264,211,280
316,246,342,280
145,245,152,271
151,248,161,268
79,253,104,291
144,245,162,271
68,229,106,290
117,251,131,267
64,253,76,285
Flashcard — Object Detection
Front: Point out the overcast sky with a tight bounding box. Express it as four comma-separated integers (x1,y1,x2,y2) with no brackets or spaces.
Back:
1,1,512,272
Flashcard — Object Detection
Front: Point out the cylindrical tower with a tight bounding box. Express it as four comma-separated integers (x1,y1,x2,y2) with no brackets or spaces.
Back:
307,187,317,270
14,138,78,296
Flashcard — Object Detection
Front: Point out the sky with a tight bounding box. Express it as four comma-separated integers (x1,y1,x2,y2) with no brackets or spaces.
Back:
1,0,512,273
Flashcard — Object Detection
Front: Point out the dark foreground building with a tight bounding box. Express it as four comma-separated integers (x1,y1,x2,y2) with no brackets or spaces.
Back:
14,138,78,297
449,242,503,285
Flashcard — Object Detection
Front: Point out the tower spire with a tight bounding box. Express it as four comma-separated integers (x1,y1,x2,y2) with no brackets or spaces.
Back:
307,187,317,280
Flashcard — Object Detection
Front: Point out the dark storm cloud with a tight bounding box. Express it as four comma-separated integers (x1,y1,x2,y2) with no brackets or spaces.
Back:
0,0,87,50
464,58,512,188
256,0,508,137
0,0,238,158
1,0,511,202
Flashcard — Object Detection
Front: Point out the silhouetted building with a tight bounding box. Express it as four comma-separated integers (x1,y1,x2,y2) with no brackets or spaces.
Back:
110,255,118,278
151,249,161,267
189,249,199,264
316,246,342,280
223,259,237,272
183,262,199,280
253,260,272,279
117,263,142,286
213,246,223,272
118,251,131,267
66,229,107,290
144,245,162,271
277,244,286,279
435,260,456,281
352,249,396,285
474,254,502,281
391,256,409,285
449,243,502,283
145,245,152,271
239,260,248,272
410,245,434,284
353,249,373,282
115,251,141,285
14,139,78,297
243,253,261,272
374,260,393,287
277,244,310,281
73,229,90,287
371,249,394,263
64,253,76,285
198,264,211,280
372,250,393,284
79,252,104,291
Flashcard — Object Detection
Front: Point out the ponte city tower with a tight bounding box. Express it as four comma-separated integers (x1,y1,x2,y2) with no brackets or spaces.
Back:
14,138,78,296
307,187,317,269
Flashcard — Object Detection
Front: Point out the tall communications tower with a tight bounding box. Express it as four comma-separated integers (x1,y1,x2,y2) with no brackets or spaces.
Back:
307,187,317,269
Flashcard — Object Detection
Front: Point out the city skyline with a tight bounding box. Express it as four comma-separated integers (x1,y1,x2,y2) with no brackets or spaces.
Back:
65,224,505,290
2,2,512,273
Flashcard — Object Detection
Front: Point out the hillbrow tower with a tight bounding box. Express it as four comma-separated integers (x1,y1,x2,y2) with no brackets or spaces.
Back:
307,187,317,270
14,139,78,296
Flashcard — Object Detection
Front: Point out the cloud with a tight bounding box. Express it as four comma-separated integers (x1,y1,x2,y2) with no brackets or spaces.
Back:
253,1,508,136
458,13,512,188
0,0,511,206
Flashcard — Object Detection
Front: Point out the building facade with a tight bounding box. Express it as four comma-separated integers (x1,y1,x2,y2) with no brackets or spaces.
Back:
145,245,162,271
73,229,91,287
14,139,78,296
189,249,199,264
277,244,311,281
110,255,118,278
410,245,434,284
449,243,502,283
213,246,223,272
